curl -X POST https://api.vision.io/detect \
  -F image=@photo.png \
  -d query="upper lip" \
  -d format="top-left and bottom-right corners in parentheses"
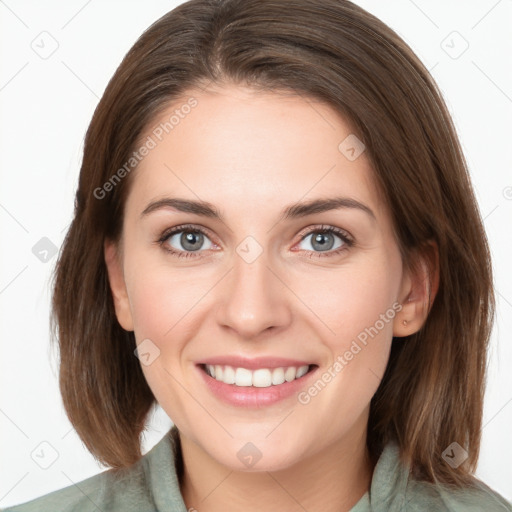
top-left (197, 355), bottom-right (315, 370)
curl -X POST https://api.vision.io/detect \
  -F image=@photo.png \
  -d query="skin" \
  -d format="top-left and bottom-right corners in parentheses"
top-left (105, 83), bottom-right (436, 512)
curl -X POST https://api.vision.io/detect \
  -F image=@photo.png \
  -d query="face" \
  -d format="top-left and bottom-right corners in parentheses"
top-left (105, 83), bottom-right (418, 472)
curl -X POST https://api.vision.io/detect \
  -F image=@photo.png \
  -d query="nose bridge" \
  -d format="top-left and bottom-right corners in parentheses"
top-left (217, 237), bottom-right (290, 337)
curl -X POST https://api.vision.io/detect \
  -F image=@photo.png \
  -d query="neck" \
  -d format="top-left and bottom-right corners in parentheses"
top-left (177, 424), bottom-right (374, 512)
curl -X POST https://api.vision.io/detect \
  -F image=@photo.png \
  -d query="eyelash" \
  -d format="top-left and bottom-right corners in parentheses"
top-left (156, 223), bottom-right (354, 260)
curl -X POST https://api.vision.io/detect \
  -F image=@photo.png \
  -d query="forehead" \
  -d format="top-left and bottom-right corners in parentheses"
top-left (126, 84), bottom-right (386, 222)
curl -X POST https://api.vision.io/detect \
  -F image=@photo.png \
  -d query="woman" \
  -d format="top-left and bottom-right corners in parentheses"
top-left (4, 0), bottom-right (511, 510)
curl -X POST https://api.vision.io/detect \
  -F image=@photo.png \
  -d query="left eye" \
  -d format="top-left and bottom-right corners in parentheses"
top-left (296, 228), bottom-right (348, 253)
top-left (158, 227), bottom-right (214, 257)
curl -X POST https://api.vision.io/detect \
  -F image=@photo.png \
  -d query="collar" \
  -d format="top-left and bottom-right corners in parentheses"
top-left (148, 428), bottom-right (409, 512)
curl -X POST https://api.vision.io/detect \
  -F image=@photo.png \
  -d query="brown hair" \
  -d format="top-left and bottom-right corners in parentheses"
top-left (51, 0), bottom-right (494, 487)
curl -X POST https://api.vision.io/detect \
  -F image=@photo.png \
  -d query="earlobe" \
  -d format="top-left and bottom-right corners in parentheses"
top-left (104, 239), bottom-right (134, 332)
top-left (393, 241), bottom-right (439, 337)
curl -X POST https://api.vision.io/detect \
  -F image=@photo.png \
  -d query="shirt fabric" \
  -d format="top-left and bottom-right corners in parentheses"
top-left (3, 426), bottom-right (511, 512)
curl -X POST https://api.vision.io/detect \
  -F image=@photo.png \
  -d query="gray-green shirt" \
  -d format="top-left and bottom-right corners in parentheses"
top-left (3, 427), bottom-right (511, 511)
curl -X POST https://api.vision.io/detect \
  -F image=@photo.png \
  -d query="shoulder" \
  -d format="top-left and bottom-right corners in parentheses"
top-left (1, 464), bottom-right (150, 512)
top-left (0, 430), bottom-right (178, 512)
top-left (370, 442), bottom-right (512, 512)
top-left (404, 476), bottom-right (512, 511)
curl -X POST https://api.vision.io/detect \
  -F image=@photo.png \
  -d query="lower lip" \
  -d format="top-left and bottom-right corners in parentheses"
top-left (196, 364), bottom-right (319, 408)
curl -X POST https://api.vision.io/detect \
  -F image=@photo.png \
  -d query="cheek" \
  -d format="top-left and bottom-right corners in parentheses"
top-left (294, 254), bottom-right (401, 411)
top-left (294, 257), bottom-right (400, 347)
top-left (125, 261), bottom-right (200, 410)
top-left (319, 256), bottom-right (401, 395)
top-left (125, 248), bottom-right (207, 342)
top-left (129, 275), bottom-right (172, 340)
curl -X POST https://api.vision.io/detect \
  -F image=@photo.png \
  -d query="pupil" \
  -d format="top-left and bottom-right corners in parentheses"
top-left (182, 231), bottom-right (203, 251)
top-left (313, 232), bottom-right (333, 251)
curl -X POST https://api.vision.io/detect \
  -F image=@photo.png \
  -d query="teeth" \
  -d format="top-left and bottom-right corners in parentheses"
top-left (235, 367), bottom-right (252, 386)
top-left (205, 364), bottom-right (311, 387)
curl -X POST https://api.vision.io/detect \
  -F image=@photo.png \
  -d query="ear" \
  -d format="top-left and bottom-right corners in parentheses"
top-left (393, 240), bottom-right (439, 337)
top-left (104, 239), bottom-right (134, 332)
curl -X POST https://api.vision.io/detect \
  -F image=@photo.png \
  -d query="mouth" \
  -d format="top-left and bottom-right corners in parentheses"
top-left (198, 363), bottom-right (318, 388)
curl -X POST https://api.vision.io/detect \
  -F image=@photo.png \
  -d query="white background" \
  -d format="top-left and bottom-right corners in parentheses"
top-left (0, 0), bottom-right (511, 507)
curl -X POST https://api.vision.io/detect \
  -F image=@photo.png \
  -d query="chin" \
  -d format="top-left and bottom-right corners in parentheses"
top-left (202, 430), bottom-right (309, 473)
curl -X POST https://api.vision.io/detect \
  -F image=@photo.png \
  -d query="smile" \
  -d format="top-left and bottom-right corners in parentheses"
top-left (202, 364), bottom-right (313, 387)
top-left (197, 363), bottom-right (319, 408)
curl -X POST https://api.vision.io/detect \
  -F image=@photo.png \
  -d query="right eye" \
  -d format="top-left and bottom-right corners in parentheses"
top-left (157, 224), bottom-right (215, 259)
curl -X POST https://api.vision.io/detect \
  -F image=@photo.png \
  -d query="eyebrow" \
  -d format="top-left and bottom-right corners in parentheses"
top-left (140, 196), bottom-right (376, 223)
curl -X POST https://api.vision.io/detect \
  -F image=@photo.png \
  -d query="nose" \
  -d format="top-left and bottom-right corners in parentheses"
top-left (216, 247), bottom-right (292, 339)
